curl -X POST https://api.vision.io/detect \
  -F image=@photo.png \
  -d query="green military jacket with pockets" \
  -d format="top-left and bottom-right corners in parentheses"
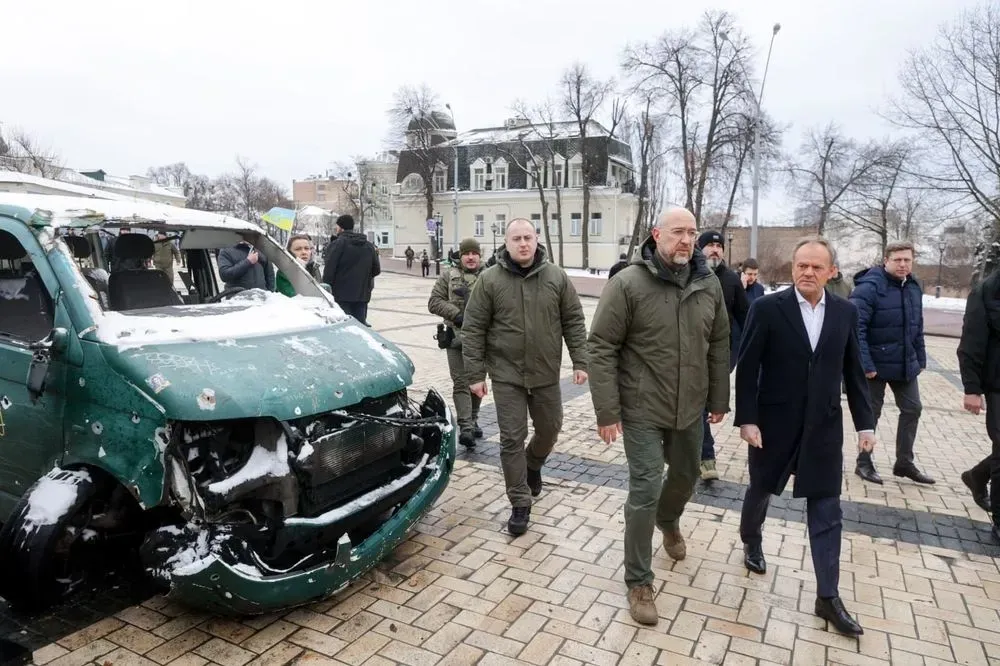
top-left (461, 246), bottom-right (588, 389)
top-left (588, 237), bottom-right (731, 431)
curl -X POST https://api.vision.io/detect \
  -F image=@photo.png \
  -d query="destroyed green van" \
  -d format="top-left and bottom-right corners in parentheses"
top-left (0, 193), bottom-right (455, 615)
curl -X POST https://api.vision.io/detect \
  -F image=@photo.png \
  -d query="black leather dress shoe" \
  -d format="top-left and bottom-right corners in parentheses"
top-left (855, 460), bottom-right (883, 484)
top-left (893, 464), bottom-right (935, 484)
top-left (744, 543), bottom-right (766, 574)
top-left (961, 471), bottom-right (991, 512)
top-left (815, 597), bottom-right (864, 636)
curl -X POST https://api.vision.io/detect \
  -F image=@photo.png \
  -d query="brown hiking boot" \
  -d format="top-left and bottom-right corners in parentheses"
top-left (662, 528), bottom-right (686, 561)
top-left (627, 584), bottom-right (658, 625)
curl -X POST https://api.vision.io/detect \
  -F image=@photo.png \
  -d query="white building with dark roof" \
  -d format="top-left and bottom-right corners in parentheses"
top-left (391, 115), bottom-right (638, 269)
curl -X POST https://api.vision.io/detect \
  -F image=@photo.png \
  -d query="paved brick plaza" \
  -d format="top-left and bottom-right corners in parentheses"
top-left (19, 272), bottom-right (1000, 666)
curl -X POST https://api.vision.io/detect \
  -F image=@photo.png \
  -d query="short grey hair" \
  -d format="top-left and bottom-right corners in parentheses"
top-left (793, 236), bottom-right (837, 266)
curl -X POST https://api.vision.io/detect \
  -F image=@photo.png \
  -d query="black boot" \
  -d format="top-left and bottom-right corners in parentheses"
top-left (855, 452), bottom-right (882, 484)
top-left (459, 431), bottom-right (476, 450)
top-left (474, 422), bottom-right (483, 439)
top-left (961, 470), bottom-right (990, 512)
top-left (527, 468), bottom-right (542, 497)
top-left (507, 506), bottom-right (530, 536)
top-left (743, 543), bottom-right (766, 574)
top-left (815, 597), bottom-right (864, 636)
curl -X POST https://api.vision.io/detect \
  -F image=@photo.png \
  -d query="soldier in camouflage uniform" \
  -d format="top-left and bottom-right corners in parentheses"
top-left (428, 238), bottom-right (485, 449)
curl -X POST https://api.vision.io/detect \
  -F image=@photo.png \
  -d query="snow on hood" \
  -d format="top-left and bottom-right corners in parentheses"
top-left (92, 290), bottom-right (350, 350)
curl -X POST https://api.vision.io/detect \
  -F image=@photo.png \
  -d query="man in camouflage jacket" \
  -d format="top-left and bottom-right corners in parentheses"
top-left (428, 238), bottom-right (486, 449)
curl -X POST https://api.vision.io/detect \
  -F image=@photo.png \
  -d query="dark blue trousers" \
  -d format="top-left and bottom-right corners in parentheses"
top-left (739, 483), bottom-right (842, 599)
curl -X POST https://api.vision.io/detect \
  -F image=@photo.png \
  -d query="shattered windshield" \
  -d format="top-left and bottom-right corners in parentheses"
top-left (53, 223), bottom-right (348, 345)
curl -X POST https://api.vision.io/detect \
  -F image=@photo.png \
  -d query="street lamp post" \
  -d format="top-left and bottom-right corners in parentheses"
top-left (434, 211), bottom-right (443, 275)
top-left (722, 22), bottom-right (781, 260)
top-left (445, 103), bottom-right (459, 255)
top-left (936, 239), bottom-right (946, 297)
top-left (727, 230), bottom-right (734, 264)
top-left (490, 223), bottom-right (500, 254)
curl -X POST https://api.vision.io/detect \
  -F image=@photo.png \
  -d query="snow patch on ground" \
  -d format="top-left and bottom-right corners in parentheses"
top-left (206, 434), bottom-right (290, 496)
top-left (922, 294), bottom-right (967, 312)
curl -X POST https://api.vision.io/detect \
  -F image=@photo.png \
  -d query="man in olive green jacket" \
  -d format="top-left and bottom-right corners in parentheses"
top-left (462, 218), bottom-right (589, 536)
top-left (428, 238), bottom-right (485, 450)
top-left (825, 265), bottom-right (853, 299)
top-left (589, 206), bottom-right (730, 626)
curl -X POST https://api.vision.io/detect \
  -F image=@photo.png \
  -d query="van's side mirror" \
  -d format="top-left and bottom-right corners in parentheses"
top-left (26, 328), bottom-right (68, 401)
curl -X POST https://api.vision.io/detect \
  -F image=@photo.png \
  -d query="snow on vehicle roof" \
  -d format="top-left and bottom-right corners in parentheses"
top-left (0, 192), bottom-right (260, 232)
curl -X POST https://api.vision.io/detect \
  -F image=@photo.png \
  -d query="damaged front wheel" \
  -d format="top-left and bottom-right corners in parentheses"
top-left (0, 468), bottom-right (99, 611)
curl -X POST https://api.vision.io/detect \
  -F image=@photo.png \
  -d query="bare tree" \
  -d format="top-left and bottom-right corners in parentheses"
top-left (0, 127), bottom-right (63, 178)
top-left (231, 156), bottom-right (290, 225)
top-left (495, 100), bottom-right (569, 266)
top-left (622, 88), bottom-right (671, 258)
top-left (622, 10), bottom-right (754, 224)
top-left (331, 158), bottom-right (379, 231)
top-left (888, 4), bottom-right (1000, 279)
top-left (561, 63), bottom-right (624, 269)
top-left (387, 84), bottom-right (451, 257)
top-left (831, 141), bottom-right (927, 254)
top-left (713, 107), bottom-right (783, 234)
top-left (146, 162), bottom-right (193, 189)
top-left (785, 124), bottom-right (896, 234)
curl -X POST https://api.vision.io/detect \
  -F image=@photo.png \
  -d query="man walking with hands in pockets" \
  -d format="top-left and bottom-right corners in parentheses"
top-left (735, 237), bottom-right (875, 636)
top-left (461, 218), bottom-right (589, 537)
top-left (588, 206), bottom-right (731, 626)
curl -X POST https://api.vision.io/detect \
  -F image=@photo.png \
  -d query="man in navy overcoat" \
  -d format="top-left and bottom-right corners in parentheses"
top-left (735, 238), bottom-right (876, 636)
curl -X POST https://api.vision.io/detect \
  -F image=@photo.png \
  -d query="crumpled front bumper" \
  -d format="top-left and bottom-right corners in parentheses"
top-left (163, 396), bottom-right (456, 616)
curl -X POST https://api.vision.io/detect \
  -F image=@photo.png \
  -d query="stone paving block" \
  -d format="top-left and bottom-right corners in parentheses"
top-left (56, 618), bottom-right (126, 651)
top-left (98, 646), bottom-right (159, 666)
top-left (331, 632), bottom-right (390, 666)
top-left (146, 629), bottom-right (211, 664)
top-left (106, 625), bottom-right (166, 655)
top-left (192, 638), bottom-right (256, 666)
top-left (244, 642), bottom-right (302, 666)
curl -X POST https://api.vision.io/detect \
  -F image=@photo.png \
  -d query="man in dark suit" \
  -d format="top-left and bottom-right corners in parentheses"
top-left (735, 237), bottom-right (876, 636)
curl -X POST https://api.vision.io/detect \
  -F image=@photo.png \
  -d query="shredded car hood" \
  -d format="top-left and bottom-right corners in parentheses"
top-left (100, 319), bottom-right (414, 421)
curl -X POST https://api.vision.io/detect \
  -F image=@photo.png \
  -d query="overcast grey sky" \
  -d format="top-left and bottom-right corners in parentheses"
top-left (1, 0), bottom-right (984, 224)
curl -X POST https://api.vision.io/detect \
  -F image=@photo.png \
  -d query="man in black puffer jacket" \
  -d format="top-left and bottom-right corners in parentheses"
top-left (696, 230), bottom-right (749, 481)
top-left (958, 268), bottom-right (1000, 541)
top-left (322, 214), bottom-right (381, 325)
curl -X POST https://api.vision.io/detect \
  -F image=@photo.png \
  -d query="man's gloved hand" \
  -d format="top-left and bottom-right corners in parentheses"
top-left (453, 315), bottom-right (463, 328)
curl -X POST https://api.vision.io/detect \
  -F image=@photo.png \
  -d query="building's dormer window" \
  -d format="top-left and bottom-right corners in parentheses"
top-left (433, 166), bottom-right (447, 193)
top-left (528, 161), bottom-right (542, 188)
top-left (494, 158), bottom-right (508, 191)
top-left (402, 173), bottom-right (424, 193)
top-left (470, 159), bottom-right (486, 191)
top-left (549, 163), bottom-right (564, 189)
top-left (568, 153), bottom-right (584, 188)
